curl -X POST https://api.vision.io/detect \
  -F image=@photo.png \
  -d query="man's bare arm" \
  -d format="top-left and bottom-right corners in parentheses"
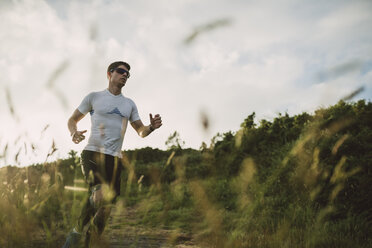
top-left (68, 109), bottom-right (87, 144)
top-left (131, 113), bottom-right (162, 138)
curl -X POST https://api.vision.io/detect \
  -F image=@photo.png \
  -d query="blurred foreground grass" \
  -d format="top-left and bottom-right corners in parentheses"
top-left (1, 100), bottom-right (371, 247)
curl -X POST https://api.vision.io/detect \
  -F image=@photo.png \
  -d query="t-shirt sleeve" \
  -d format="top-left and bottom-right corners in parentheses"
top-left (129, 100), bottom-right (141, 123)
top-left (77, 93), bottom-right (93, 115)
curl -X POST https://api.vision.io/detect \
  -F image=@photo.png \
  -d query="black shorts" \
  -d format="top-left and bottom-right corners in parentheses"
top-left (81, 150), bottom-right (122, 197)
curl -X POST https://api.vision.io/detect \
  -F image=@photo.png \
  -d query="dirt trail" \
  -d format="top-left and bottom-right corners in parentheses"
top-left (28, 205), bottom-right (199, 248)
top-left (99, 206), bottom-right (198, 248)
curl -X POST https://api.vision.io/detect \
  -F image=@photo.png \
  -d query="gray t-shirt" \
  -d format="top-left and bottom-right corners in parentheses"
top-left (77, 89), bottom-right (140, 158)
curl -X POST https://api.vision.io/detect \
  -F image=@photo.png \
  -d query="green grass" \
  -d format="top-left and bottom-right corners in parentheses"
top-left (1, 100), bottom-right (371, 247)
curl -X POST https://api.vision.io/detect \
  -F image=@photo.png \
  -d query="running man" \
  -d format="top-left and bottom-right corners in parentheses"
top-left (62, 61), bottom-right (162, 247)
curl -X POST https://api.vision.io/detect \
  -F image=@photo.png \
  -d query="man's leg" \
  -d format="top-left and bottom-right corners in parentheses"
top-left (83, 153), bottom-right (122, 247)
top-left (84, 206), bottom-right (112, 248)
top-left (76, 194), bottom-right (96, 232)
top-left (83, 183), bottom-right (116, 247)
top-left (62, 151), bottom-right (98, 248)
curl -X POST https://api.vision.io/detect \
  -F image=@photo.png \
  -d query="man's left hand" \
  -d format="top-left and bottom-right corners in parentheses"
top-left (150, 113), bottom-right (162, 130)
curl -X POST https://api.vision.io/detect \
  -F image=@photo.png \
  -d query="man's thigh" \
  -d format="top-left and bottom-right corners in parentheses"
top-left (81, 150), bottom-right (122, 200)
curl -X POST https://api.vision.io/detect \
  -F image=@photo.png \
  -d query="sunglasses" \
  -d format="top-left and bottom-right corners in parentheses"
top-left (110, 68), bottom-right (130, 78)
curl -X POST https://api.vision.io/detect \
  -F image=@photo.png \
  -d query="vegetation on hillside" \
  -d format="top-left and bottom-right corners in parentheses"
top-left (1, 100), bottom-right (371, 247)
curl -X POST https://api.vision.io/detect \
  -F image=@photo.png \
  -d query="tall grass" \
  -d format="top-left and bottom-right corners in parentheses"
top-left (123, 100), bottom-right (372, 247)
top-left (0, 100), bottom-right (371, 247)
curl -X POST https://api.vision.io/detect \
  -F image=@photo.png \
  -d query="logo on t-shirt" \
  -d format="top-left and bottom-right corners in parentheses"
top-left (107, 107), bottom-right (126, 118)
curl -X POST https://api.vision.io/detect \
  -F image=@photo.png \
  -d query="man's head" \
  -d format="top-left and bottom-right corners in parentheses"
top-left (107, 61), bottom-right (131, 88)
top-left (107, 61), bottom-right (131, 74)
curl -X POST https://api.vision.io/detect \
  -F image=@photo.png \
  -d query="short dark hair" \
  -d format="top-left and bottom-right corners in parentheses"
top-left (107, 61), bottom-right (131, 73)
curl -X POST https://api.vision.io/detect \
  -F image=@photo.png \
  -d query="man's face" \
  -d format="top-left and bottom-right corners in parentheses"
top-left (109, 65), bottom-right (130, 87)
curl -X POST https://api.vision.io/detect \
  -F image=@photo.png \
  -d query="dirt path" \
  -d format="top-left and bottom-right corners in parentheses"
top-left (28, 205), bottom-right (200, 248)
top-left (99, 206), bottom-right (198, 248)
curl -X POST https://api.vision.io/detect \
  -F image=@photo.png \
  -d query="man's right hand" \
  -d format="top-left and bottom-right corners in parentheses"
top-left (71, 130), bottom-right (87, 144)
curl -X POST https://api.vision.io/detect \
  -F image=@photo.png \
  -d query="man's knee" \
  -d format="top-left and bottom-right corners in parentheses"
top-left (89, 184), bottom-right (116, 209)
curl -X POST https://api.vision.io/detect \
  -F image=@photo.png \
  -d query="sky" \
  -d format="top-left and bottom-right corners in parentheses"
top-left (1, 0), bottom-right (372, 167)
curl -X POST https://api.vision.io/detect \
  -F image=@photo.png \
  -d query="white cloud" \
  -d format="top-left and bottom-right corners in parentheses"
top-left (1, 0), bottom-right (371, 166)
